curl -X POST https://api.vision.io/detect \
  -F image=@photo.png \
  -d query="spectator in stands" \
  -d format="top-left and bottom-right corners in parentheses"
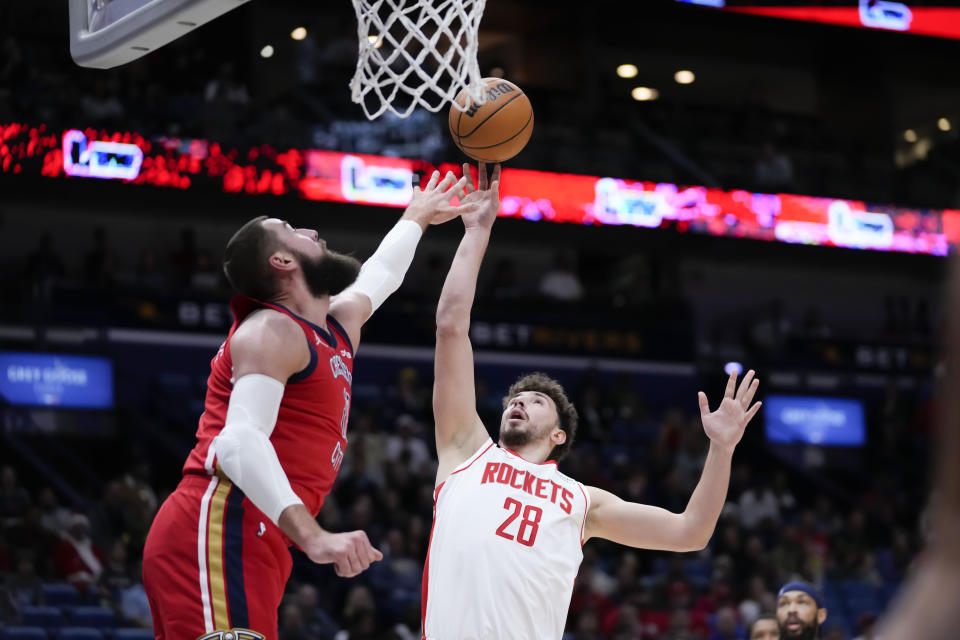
top-left (385, 414), bottom-right (431, 473)
top-left (170, 227), bottom-right (201, 288)
top-left (279, 601), bottom-right (310, 640)
top-left (120, 580), bottom-right (153, 628)
top-left (80, 76), bottom-right (125, 125)
top-left (771, 472), bottom-right (798, 519)
top-left (740, 575), bottom-right (776, 625)
top-left (133, 248), bottom-right (167, 290)
top-left (24, 231), bottom-right (66, 301)
top-left (36, 487), bottom-right (70, 536)
top-left (5, 553), bottom-right (42, 608)
top-left (54, 513), bottom-right (105, 593)
top-left (296, 583), bottom-right (339, 640)
top-left (539, 252), bottom-right (584, 302)
top-left (98, 540), bottom-right (134, 603)
top-left (484, 257), bottom-right (526, 303)
top-left (748, 613), bottom-right (780, 639)
top-left (0, 466), bottom-right (31, 531)
top-left (0, 584), bottom-right (20, 624)
top-left (83, 225), bottom-right (118, 288)
top-left (386, 367), bottom-right (429, 418)
top-left (335, 585), bottom-right (378, 639)
top-left (754, 142), bottom-right (795, 193)
top-left (710, 605), bottom-right (744, 640)
top-left (749, 299), bottom-right (792, 356)
top-left (739, 479), bottom-right (781, 530)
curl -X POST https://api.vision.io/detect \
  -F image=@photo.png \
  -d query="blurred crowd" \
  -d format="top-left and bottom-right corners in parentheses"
top-left (0, 357), bottom-right (929, 638)
top-left (0, 464), bottom-right (155, 627)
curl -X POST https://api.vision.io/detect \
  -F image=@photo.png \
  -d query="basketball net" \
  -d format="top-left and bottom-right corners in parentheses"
top-left (349, 0), bottom-right (488, 120)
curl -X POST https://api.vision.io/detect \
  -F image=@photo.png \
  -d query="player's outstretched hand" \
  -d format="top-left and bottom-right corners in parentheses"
top-left (457, 162), bottom-right (501, 231)
top-left (305, 529), bottom-right (383, 578)
top-left (406, 170), bottom-right (471, 227)
top-left (697, 369), bottom-right (762, 453)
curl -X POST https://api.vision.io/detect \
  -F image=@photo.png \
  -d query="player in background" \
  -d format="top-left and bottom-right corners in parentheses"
top-left (421, 162), bottom-right (763, 640)
top-left (749, 613), bottom-right (781, 640)
top-left (775, 582), bottom-right (828, 640)
top-left (143, 170), bottom-right (474, 640)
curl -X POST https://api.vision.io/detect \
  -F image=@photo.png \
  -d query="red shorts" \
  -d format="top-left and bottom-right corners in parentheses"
top-left (143, 475), bottom-right (293, 640)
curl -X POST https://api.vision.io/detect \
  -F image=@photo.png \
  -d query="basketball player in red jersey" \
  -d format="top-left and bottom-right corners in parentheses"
top-left (421, 163), bottom-right (764, 639)
top-left (142, 170), bottom-right (474, 640)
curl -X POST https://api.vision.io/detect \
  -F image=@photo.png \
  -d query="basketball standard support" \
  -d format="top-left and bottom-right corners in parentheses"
top-left (69, 0), bottom-right (251, 69)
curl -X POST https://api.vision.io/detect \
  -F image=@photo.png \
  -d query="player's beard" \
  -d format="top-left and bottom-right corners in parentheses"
top-left (295, 248), bottom-right (361, 297)
top-left (500, 420), bottom-right (545, 450)
top-left (781, 616), bottom-right (819, 640)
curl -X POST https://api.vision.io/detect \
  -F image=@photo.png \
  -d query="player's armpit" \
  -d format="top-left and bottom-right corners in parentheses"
top-left (230, 309), bottom-right (311, 381)
top-left (584, 486), bottom-right (707, 552)
top-left (328, 290), bottom-right (371, 350)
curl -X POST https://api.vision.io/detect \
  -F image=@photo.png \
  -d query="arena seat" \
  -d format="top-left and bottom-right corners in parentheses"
top-left (112, 628), bottom-right (157, 640)
top-left (40, 584), bottom-right (80, 607)
top-left (0, 628), bottom-right (48, 640)
top-left (56, 630), bottom-right (103, 640)
top-left (20, 607), bottom-right (62, 629)
top-left (61, 608), bottom-right (115, 629)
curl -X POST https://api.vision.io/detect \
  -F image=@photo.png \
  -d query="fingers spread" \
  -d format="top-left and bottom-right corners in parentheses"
top-left (437, 171), bottom-right (457, 191)
top-left (745, 401), bottom-right (762, 424)
top-left (462, 163), bottom-right (475, 193)
top-left (425, 170), bottom-right (440, 191)
top-left (736, 369), bottom-right (755, 402)
top-left (742, 378), bottom-right (760, 408)
top-left (724, 369), bottom-right (737, 399)
top-left (697, 391), bottom-right (710, 416)
top-left (478, 161), bottom-right (489, 190)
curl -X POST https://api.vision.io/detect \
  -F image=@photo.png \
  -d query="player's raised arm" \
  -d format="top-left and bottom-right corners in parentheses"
top-left (329, 170), bottom-right (470, 348)
top-left (214, 310), bottom-right (382, 578)
top-left (584, 370), bottom-right (762, 551)
top-left (434, 163), bottom-right (502, 479)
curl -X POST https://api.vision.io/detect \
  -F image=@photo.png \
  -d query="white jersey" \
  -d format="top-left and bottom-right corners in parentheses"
top-left (422, 438), bottom-right (590, 640)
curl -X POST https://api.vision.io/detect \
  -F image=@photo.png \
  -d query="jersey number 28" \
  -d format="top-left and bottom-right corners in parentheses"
top-left (495, 497), bottom-right (543, 547)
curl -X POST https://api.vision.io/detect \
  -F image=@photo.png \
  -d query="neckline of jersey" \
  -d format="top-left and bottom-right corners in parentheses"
top-left (499, 444), bottom-right (558, 467)
top-left (272, 302), bottom-right (337, 348)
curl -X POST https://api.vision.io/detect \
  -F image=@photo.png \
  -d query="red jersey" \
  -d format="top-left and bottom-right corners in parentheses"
top-left (182, 296), bottom-right (354, 519)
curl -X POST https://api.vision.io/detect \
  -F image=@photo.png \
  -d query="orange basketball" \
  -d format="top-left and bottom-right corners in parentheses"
top-left (449, 77), bottom-right (534, 163)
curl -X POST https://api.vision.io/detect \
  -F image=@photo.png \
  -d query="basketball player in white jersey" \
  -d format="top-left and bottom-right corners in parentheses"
top-left (422, 162), bottom-right (763, 640)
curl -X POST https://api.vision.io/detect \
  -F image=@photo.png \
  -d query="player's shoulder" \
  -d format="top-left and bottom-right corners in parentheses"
top-left (553, 469), bottom-right (581, 487)
top-left (235, 307), bottom-right (303, 340)
top-left (231, 308), bottom-right (307, 361)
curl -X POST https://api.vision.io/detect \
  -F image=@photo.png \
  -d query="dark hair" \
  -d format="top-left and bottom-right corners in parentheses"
top-left (747, 613), bottom-right (779, 638)
top-left (503, 372), bottom-right (578, 462)
top-left (223, 215), bottom-right (280, 301)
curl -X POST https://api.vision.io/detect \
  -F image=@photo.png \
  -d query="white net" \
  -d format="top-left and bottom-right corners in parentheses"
top-left (349, 0), bottom-right (488, 120)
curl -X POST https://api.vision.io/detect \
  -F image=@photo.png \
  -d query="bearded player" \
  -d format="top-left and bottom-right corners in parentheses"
top-left (143, 171), bottom-right (473, 640)
top-left (421, 162), bottom-right (763, 639)
top-left (775, 582), bottom-right (828, 640)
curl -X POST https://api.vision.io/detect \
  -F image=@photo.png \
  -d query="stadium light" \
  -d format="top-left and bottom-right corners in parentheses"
top-left (631, 86), bottom-right (659, 101)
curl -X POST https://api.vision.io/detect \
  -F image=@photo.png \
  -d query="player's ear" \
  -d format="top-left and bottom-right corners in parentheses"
top-left (552, 428), bottom-right (566, 447)
top-left (817, 607), bottom-right (827, 625)
top-left (269, 250), bottom-right (297, 273)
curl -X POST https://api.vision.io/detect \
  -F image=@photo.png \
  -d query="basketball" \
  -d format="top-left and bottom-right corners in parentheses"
top-left (448, 78), bottom-right (534, 163)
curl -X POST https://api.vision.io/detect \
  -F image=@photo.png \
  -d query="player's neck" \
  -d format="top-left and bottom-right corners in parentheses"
top-left (272, 285), bottom-right (331, 329)
top-left (500, 440), bottom-right (553, 465)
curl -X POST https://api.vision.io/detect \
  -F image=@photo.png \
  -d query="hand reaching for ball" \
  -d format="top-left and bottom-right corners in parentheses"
top-left (456, 162), bottom-right (501, 231)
